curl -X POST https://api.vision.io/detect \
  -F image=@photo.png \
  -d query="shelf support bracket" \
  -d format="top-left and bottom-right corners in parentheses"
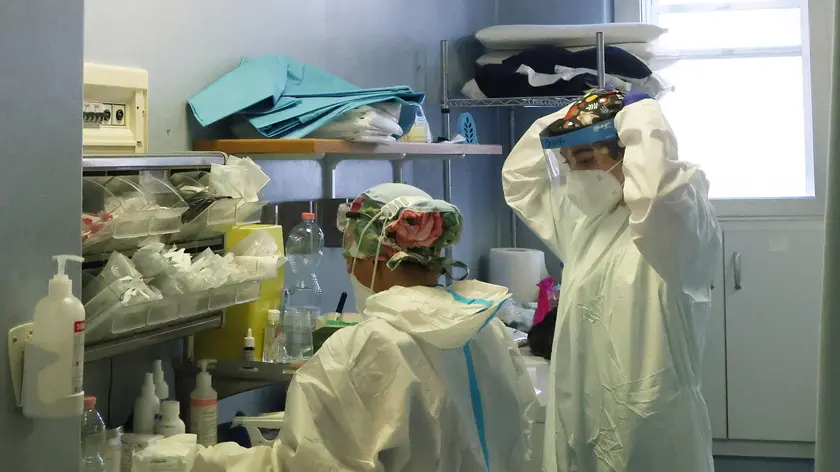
top-left (321, 157), bottom-right (341, 199)
top-left (391, 155), bottom-right (407, 184)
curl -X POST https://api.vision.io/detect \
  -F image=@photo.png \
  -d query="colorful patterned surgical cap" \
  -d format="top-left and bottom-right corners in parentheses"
top-left (337, 183), bottom-right (467, 278)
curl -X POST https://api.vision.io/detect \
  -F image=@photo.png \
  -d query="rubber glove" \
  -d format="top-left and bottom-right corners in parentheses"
top-left (623, 91), bottom-right (653, 107)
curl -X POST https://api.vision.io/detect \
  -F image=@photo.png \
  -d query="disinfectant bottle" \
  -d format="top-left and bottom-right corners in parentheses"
top-left (190, 360), bottom-right (218, 446)
top-left (24, 255), bottom-right (85, 418)
top-left (132, 373), bottom-right (160, 434)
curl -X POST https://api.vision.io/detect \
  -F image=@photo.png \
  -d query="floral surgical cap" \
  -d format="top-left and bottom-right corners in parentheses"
top-left (337, 183), bottom-right (466, 277)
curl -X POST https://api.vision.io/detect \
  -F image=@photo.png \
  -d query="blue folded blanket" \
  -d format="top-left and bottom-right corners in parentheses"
top-left (188, 55), bottom-right (424, 139)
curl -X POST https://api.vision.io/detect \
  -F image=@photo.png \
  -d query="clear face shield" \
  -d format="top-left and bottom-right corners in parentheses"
top-left (540, 119), bottom-right (624, 218)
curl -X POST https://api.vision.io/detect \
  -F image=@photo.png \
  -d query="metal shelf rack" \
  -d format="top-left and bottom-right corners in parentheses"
top-left (439, 32), bottom-right (607, 248)
top-left (444, 96), bottom-right (581, 108)
top-left (83, 152), bottom-right (226, 171)
top-left (85, 312), bottom-right (223, 362)
top-left (194, 138), bottom-right (502, 202)
top-left (80, 152), bottom-right (242, 361)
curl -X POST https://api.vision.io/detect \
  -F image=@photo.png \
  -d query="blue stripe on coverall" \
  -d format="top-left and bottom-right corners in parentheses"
top-left (448, 289), bottom-right (506, 471)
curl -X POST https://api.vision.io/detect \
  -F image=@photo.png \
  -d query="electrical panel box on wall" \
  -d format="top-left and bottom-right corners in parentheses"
top-left (83, 63), bottom-right (148, 154)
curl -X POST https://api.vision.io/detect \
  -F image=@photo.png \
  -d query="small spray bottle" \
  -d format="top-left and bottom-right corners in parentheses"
top-left (244, 328), bottom-right (256, 362)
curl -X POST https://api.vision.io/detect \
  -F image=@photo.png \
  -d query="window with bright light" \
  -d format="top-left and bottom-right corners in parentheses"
top-left (650, 0), bottom-right (812, 200)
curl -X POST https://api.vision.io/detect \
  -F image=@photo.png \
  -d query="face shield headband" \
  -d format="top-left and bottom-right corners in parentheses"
top-left (539, 119), bottom-right (618, 151)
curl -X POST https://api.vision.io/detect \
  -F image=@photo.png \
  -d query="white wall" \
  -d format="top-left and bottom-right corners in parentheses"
top-left (0, 0), bottom-right (84, 468)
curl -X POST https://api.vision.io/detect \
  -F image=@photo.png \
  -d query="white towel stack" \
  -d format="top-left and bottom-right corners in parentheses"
top-left (307, 102), bottom-right (404, 143)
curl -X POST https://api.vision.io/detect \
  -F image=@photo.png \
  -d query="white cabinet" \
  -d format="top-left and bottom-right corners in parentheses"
top-left (702, 260), bottom-right (727, 439)
top-left (721, 220), bottom-right (824, 442)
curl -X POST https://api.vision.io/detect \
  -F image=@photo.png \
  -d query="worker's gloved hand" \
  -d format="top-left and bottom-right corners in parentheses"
top-left (623, 91), bottom-right (652, 107)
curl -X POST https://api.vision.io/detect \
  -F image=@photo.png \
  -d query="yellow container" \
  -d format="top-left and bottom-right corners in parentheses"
top-left (194, 225), bottom-right (285, 361)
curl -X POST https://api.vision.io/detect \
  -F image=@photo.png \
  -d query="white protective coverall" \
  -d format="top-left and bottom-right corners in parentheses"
top-left (502, 99), bottom-right (721, 472)
top-left (192, 280), bottom-right (540, 472)
top-left (275, 279), bottom-right (538, 471)
top-left (193, 281), bottom-right (539, 472)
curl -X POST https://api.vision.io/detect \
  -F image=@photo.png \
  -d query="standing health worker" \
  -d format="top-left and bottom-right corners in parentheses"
top-left (502, 89), bottom-right (722, 472)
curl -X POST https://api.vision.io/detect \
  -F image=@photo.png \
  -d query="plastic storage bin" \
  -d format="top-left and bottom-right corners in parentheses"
top-left (169, 171), bottom-right (243, 241)
top-left (82, 175), bottom-right (187, 254)
top-left (83, 273), bottom-right (262, 345)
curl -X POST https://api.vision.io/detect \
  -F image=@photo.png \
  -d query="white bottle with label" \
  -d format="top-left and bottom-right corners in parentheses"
top-left (23, 254), bottom-right (85, 418)
top-left (133, 373), bottom-right (160, 435)
top-left (156, 401), bottom-right (185, 437)
top-left (190, 360), bottom-right (218, 446)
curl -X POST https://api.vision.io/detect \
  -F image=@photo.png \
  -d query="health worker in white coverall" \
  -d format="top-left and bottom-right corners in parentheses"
top-left (502, 88), bottom-right (722, 472)
top-left (191, 183), bottom-right (539, 472)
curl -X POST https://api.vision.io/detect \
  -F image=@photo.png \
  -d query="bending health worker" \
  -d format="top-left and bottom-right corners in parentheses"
top-left (255, 183), bottom-right (536, 471)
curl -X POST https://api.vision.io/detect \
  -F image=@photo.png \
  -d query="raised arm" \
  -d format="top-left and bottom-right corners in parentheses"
top-left (502, 107), bottom-right (579, 261)
top-left (616, 99), bottom-right (722, 287)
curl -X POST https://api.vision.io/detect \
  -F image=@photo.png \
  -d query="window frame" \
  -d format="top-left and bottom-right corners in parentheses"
top-left (613, 0), bottom-right (830, 218)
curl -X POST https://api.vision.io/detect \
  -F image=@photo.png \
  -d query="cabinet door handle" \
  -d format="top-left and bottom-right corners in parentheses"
top-left (733, 252), bottom-right (742, 291)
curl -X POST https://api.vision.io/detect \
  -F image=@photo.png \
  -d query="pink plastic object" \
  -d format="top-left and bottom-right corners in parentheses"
top-left (534, 277), bottom-right (555, 325)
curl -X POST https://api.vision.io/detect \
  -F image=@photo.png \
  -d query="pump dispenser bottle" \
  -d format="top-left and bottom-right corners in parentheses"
top-left (190, 360), bottom-right (218, 446)
top-left (23, 255), bottom-right (85, 418)
top-left (133, 373), bottom-right (160, 434)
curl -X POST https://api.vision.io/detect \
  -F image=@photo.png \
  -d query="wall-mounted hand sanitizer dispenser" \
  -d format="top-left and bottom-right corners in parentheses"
top-left (83, 63), bottom-right (148, 154)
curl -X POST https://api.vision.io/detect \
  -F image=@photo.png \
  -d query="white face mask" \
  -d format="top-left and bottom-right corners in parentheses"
top-left (565, 160), bottom-right (624, 217)
top-left (349, 272), bottom-right (375, 314)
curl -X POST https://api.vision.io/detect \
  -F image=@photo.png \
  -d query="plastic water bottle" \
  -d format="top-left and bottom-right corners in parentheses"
top-left (283, 212), bottom-right (323, 360)
top-left (81, 396), bottom-right (107, 472)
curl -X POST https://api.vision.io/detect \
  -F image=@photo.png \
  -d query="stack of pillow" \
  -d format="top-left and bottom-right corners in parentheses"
top-left (462, 23), bottom-right (676, 100)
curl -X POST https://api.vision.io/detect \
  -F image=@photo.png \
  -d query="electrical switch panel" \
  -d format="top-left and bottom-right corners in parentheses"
top-left (83, 64), bottom-right (148, 154)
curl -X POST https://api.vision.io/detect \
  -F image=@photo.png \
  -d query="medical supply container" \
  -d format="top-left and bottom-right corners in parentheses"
top-left (313, 313), bottom-right (364, 353)
top-left (24, 255), bottom-right (86, 419)
top-left (156, 401), bottom-right (185, 438)
top-left (194, 225), bottom-right (286, 361)
top-left (152, 360), bottom-right (169, 401)
top-left (81, 396), bottom-right (106, 472)
top-left (285, 213), bottom-right (324, 328)
top-left (133, 373), bottom-right (160, 434)
top-left (263, 309), bottom-right (282, 363)
top-left (190, 360), bottom-right (218, 446)
top-left (282, 290), bottom-right (315, 361)
top-left (120, 434), bottom-right (161, 472)
top-left (243, 328), bottom-right (256, 361)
